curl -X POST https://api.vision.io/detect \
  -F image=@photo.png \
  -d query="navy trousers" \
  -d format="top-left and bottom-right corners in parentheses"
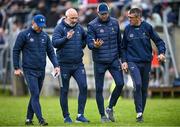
top-left (94, 59), bottom-right (124, 116)
top-left (24, 70), bottom-right (45, 122)
top-left (60, 63), bottom-right (87, 118)
top-left (128, 62), bottom-right (151, 113)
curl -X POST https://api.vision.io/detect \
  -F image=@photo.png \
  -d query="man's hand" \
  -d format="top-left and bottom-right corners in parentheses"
top-left (158, 53), bottom-right (166, 62)
top-left (14, 69), bottom-right (23, 76)
top-left (54, 67), bottom-right (60, 77)
top-left (121, 62), bottom-right (128, 73)
top-left (93, 39), bottom-right (104, 48)
top-left (67, 29), bottom-right (74, 39)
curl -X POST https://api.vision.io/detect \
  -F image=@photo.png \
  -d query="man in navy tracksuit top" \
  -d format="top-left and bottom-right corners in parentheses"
top-left (52, 8), bottom-right (89, 123)
top-left (87, 3), bottom-right (124, 122)
top-left (13, 14), bottom-right (60, 126)
top-left (121, 8), bottom-right (166, 122)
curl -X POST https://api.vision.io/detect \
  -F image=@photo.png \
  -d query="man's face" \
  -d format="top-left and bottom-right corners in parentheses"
top-left (32, 22), bottom-right (42, 32)
top-left (98, 12), bottom-right (109, 22)
top-left (128, 13), bottom-right (140, 26)
top-left (66, 14), bottom-right (78, 27)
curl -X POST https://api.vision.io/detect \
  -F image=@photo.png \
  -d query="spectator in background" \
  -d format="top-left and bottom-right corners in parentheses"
top-left (0, 7), bottom-right (6, 29)
top-left (121, 8), bottom-right (166, 123)
top-left (13, 14), bottom-right (60, 126)
top-left (83, 7), bottom-right (97, 25)
top-left (146, 12), bottom-right (162, 28)
top-left (87, 3), bottom-right (124, 122)
top-left (57, 0), bottom-right (73, 19)
top-left (0, 27), bottom-right (6, 78)
top-left (0, 28), bottom-right (5, 45)
top-left (46, 3), bottom-right (59, 28)
top-left (64, 1), bottom-right (73, 9)
top-left (166, 5), bottom-right (177, 53)
top-left (35, 0), bottom-right (47, 16)
top-left (7, 1), bottom-right (27, 25)
top-left (52, 8), bottom-right (89, 123)
top-left (107, 1), bottom-right (119, 18)
top-left (119, 8), bottom-right (129, 31)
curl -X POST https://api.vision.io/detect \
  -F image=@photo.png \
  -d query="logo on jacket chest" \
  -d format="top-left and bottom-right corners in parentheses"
top-left (129, 33), bottom-right (134, 38)
top-left (112, 27), bottom-right (115, 32)
top-left (100, 29), bottom-right (104, 33)
top-left (41, 38), bottom-right (45, 43)
top-left (30, 38), bottom-right (34, 42)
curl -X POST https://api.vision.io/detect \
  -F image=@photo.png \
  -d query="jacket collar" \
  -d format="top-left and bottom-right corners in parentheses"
top-left (30, 27), bottom-right (42, 34)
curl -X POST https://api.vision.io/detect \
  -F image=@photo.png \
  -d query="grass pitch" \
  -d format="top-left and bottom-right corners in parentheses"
top-left (0, 96), bottom-right (180, 126)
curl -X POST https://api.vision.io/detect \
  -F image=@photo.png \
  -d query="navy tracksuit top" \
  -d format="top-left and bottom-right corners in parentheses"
top-left (87, 17), bottom-right (122, 63)
top-left (52, 19), bottom-right (86, 65)
top-left (13, 27), bottom-right (58, 71)
top-left (121, 21), bottom-right (166, 63)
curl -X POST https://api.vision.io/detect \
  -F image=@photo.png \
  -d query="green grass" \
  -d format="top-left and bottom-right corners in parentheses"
top-left (0, 96), bottom-right (180, 126)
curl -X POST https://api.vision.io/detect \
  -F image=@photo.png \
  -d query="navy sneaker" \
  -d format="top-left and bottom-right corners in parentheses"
top-left (39, 119), bottom-right (48, 126)
top-left (76, 115), bottom-right (90, 123)
top-left (64, 116), bottom-right (73, 123)
top-left (136, 115), bottom-right (143, 123)
top-left (25, 119), bottom-right (33, 126)
top-left (106, 107), bottom-right (115, 122)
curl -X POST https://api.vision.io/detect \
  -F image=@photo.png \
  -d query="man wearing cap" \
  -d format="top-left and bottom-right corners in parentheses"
top-left (87, 3), bottom-right (124, 122)
top-left (13, 14), bottom-right (60, 126)
top-left (52, 8), bottom-right (89, 123)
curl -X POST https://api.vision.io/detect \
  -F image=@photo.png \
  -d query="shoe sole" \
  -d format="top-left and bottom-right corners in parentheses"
top-left (75, 120), bottom-right (89, 123)
top-left (101, 118), bottom-right (110, 123)
top-left (101, 120), bottom-right (110, 123)
top-left (136, 118), bottom-right (144, 123)
top-left (64, 122), bottom-right (72, 124)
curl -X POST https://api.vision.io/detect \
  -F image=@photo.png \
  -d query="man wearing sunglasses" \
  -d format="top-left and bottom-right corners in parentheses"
top-left (87, 3), bottom-right (124, 123)
top-left (121, 8), bottom-right (166, 122)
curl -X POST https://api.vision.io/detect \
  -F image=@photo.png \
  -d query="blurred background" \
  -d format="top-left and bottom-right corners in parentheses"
top-left (0, 0), bottom-right (180, 98)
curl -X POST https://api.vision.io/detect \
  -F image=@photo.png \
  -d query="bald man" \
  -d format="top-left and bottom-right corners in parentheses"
top-left (52, 8), bottom-right (89, 123)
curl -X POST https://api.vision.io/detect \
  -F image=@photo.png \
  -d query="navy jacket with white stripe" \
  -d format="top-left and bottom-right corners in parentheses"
top-left (87, 16), bottom-right (122, 63)
top-left (52, 19), bottom-right (86, 65)
top-left (13, 27), bottom-right (58, 71)
top-left (121, 21), bottom-right (166, 63)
